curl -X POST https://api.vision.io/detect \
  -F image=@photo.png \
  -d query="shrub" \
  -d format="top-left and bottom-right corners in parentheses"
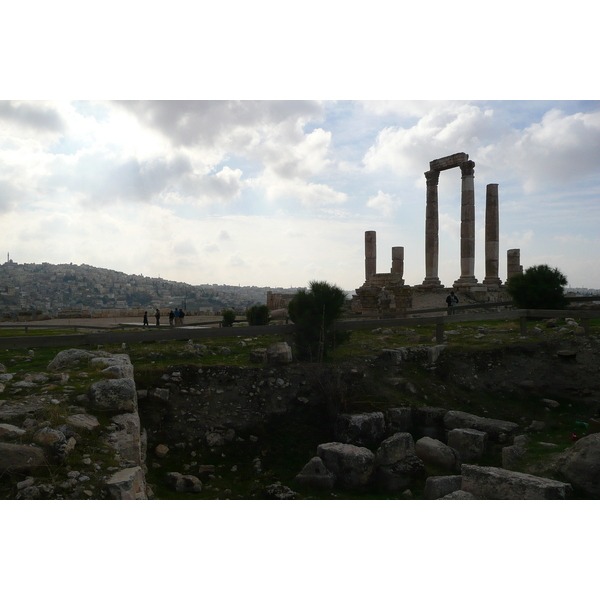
top-left (246, 305), bottom-right (270, 326)
top-left (221, 309), bottom-right (236, 327)
top-left (506, 264), bottom-right (568, 309)
top-left (288, 281), bottom-right (350, 361)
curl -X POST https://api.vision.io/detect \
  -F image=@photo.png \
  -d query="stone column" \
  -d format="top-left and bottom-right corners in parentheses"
top-left (365, 231), bottom-right (376, 282)
top-left (483, 183), bottom-right (502, 287)
top-left (507, 249), bottom-right (523, 281)
top-left (391, 246), bottom-right (404, 279)
top-left (422, 170), bottom-right (443, 287)
top-left (454, 160), bottom-right (478, 286)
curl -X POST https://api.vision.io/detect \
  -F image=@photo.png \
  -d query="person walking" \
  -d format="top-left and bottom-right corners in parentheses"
top-left (169, 310), bottom-right (175, 327)
top-left (446, 291), bottom-right (459, 315)
top-left (179, 308), bottom-right (185, 325)
top-left (155, 308), bottom-right (161, 327)
top-left (143, 311), bottom-right (149, 328)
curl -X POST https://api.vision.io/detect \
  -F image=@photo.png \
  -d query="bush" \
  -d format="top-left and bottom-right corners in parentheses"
top-left (221, 309), bottom-right (236, 327)
top-left (506, 264), bottom-right (568, 309)
top-left (288, 281), bottom-right (350, 361)
top-left (246, 305), bottom-right (270, 326)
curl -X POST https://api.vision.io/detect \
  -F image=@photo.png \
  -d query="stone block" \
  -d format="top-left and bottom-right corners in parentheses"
top-left (106, 466), bottom-right (147, 500)
top-left (558, 433), bottom-right (600, 497)
top-left (375, 432), bottom-right (415, 466)
top-left (415, 437), bottom-right (460, 472)
top-left (66, 413), bottom-right (100, 431)
top-left (334, 412), bottom-right (386, 446)
top-left (294, 456), bottom-right (336, 491)
top-left (0, 442), bottom-right (47, 473)
top-left (444, 410), bottom-right (518, 443)
top-left (413, 406), bottom-right (447, 440)
top-left (387, 406), bottom-right (412, 433)
top-left (317, 442), bottom-right (375, 489)
top-left (376, 456), bottom-right (425, 493)
top-left (423, 475), bottom-right (463, 499)
top-left (266, 342), bottom-right (293, 364)
top-left (437, 490), bottom-right (477, 500)
top-left (461, 464), bottom-right (572, 500)
top-left (447, 428), bottom-right (487, 462)
top-left (88, 378), bottom-right (137, 412)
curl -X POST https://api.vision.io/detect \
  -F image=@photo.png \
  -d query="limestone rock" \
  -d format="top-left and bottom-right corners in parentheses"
top-left (423, 475), bottom-right (463, 500)
top-left (502, 444), bottom-right (526, 470)
top-left (47, 348), bottom-right (106, 372)
top-left (266, 342), bottom-right (293, 365)
top-left (317, 442), bottom-right (375, 489)
top-left (90, 354), bottom-right (134, 379)
top-left (106, 466), bottom-right (147, 500)
top-left (558, 433), bottom-right (600, 497)
top-left (0, 442), bottom-right (47, 473)
top-left (375, 432), bottom-right (415, 466)
top-left (206, 432), bottom-right (225, 447)
top-left (334, 412), bottom-right (386, 446)
top-left (155, 444), bottom-right (169, 459)
top-left (461, 464), bottom-right (572, 500)
top-left (438, 490), bottom-right (477, 500)
top-left (106, 413), bottom-right (142, 467)
top-left (415, 437), bottom-right (460, 472)
top-left (33, 427), bottom-right (66, 448)
top-left (165, 472), bottom-right (203, 493)
top-left (66, 413), bottom-right (100, 431)
top-left (294, 456), bottom-right (336, 491)
top-left (262, 482), bottom-right (299, 499)
top-left (444, 410), bottom-right (519, 443)
top-left (447, 428), bottom-right (487, 462)
top-left (0, 423), bottom-right (26, 440)
top-left (88, 378), bottom-right (137, 412)
top-left (249, 348), bottom-right (267, 363)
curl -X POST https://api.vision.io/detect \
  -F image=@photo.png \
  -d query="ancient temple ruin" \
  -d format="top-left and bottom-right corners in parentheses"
top-left (354, 152), bottom-right (523, 315)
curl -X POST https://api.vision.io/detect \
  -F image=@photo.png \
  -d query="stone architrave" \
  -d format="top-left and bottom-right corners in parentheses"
top-left (422, 170), bottom-right (442, 287)
top-left (483, 183), bottom-right (502, 287)
top-left (507, 249), bottom-right (523, 281)
top-left (365, 231), bottom-right (376, 281)
top-left (454, 160), bottom-right (478, 286)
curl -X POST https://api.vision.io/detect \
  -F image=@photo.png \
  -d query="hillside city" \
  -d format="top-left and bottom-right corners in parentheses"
top-left (0, 260), bottom-right (301, 319)
top-left (1, 259), bottom-right (598, 321)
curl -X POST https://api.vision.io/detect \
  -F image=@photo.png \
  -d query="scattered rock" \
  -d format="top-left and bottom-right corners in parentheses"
top-left (294, 457), bottom-right (336, 491)
top-left (317, 442), bottom-right (375, 489)
top-left (155, 444), bottom-right (169, 459)
top-left (0, 442), bottom-right (47, 474)
top-left (165, 472), bottom-right (203, 493)
top-left (558, 433), bottom-right (600, 497)
top-left (415, 437), bottom-right (460, 472)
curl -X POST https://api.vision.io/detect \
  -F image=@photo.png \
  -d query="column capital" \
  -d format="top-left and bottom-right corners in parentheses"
top-left (460, 160), bottom-right (475, 178)
top-left (424, 170), bottom-right (440, 186)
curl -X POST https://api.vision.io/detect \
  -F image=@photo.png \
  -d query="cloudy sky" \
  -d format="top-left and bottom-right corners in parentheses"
top-left (2, 99), bottom-right (599, 290)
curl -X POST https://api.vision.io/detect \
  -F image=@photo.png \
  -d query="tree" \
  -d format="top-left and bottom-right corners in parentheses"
top-left (506, 264), bottom-right (568, 309)
top-left (246, 304), bottom-right (270, 326)
top-left (288, 280), bottom-right (349, 361)
top-left (221, 309), bottom-right (236, 327)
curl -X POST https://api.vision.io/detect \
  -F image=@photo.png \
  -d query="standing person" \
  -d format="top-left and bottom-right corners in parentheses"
top-left (143, 311), bottom-right (149, 328)
top-left (446, 291), bottom-right (459, 315)
top-left (179, 308), bottom-right (185, 325)
top-left (155, 308), bottom-right (161, 327)
top-left (174, 308), bottom-right (180, 326)
top-left (169, 310), bottom-right (175, 327)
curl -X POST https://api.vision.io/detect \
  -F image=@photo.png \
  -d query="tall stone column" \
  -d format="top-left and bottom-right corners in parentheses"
top-left (422, 170), bottom-right (442, 287)
top-left (454, 160), bottom-right (478, 286)
top-left (365, 230), bottom-right (376, 282)
top-left (391, 246), bottom-right (404, 279)
top-left (483, 183), bottom-right (502, 287)
top-left (507, 249), bottom-right (523, 281)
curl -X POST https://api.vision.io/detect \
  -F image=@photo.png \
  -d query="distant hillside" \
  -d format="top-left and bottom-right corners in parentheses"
top-left (0, 260), bottom-right (300, 315)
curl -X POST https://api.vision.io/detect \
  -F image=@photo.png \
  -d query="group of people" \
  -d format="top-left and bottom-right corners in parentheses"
top-left (142, 307), bottom-right (185, 328)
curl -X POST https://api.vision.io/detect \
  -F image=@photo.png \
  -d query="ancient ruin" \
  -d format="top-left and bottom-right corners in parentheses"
top-left (354, 152), bottom-right (523, 314)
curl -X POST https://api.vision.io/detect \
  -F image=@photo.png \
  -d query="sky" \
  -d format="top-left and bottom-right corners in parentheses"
top-left (2, 98), bottom-right (600, 291)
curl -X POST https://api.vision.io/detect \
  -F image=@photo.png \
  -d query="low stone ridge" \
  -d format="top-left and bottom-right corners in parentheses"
top-left (461, 464), bottom-right (573, 500)
top-left (444, 410), bottom-right (519, 443)
top-left (557, 433), bottom-right (600, 497)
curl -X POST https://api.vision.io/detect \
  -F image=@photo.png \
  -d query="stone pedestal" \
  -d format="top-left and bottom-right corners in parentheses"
top-left (507, 249), bottom-right (523, 281)
top-left (483, 183), bottom-right (502, 287)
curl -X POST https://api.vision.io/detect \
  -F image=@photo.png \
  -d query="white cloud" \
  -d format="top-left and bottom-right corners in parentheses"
top-left (366, 190), bottom-right (399, 217)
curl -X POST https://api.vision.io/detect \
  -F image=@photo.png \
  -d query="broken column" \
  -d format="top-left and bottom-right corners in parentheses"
top-left (507, 249), bottom-right (523, 280)
top-left (422, 170), bottom-right (442, 287)
top-left (391, 246), bottom-right (404, 279)
top-left (365, 230), bottom-right (376, 282)
top-left (483, 183), bottom-right (502, 287)
top-left (454, 160), bottom-right (478, 286)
